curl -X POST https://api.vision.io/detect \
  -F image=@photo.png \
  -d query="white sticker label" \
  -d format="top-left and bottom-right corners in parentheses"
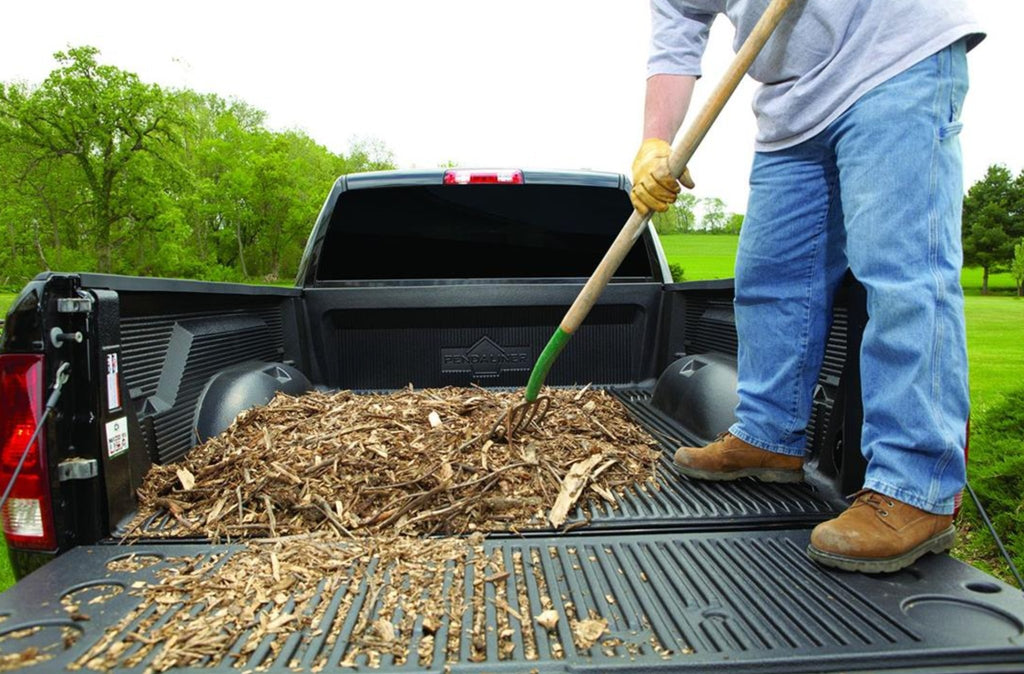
top-left (105, 417), bottom-right (129, 459)
top-left (106, 353), bottom-right (121, 411)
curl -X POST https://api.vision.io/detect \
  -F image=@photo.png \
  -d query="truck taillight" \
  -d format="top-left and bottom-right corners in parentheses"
top-left (0, 354), bottom-right (56, 550)
top-left (443, 169), bottom-right (524, 185)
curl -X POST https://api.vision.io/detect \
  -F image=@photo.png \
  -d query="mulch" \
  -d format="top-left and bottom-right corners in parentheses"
top-left (79, 386), bottom-right (670, 671)
top-left (127, 386), bottom-right (663, 540)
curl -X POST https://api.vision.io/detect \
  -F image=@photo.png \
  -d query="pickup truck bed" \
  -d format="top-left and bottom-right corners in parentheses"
top-left (1, 393), bottom-right (1022, 672)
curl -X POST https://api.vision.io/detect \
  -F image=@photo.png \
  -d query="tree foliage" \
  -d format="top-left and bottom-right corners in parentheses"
top-left (723, 212), bottom-right (743, 235)
top-left (1012, 239), bottom-right (1024, 297)
top-left (962, 164), bottom-right (1024, 294)
top-left (966, 387), bottom-right (1024, 573)
top-left (0, 47), bottom-right (178, 274)
top-left (700, 196), bottom-right (727, 233)
top-left (651, 193), bottom-right (697, 235)
top-left (0, 46), bottom-right (394, 287)
top-left (650, 194), bottom-right (745, 236)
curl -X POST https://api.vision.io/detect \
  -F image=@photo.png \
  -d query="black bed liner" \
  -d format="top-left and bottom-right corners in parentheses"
top-left (6, 386), bottom-right (1024, 672)
top-left (605, 388), bottom-right (840, 529)
top-left (1, 532), bottom-right (1022, 672)
top-left (3, 386), bottom-right (1024, 671)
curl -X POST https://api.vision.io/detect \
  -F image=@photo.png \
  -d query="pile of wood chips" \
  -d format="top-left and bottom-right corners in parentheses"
top-left (88, 386), bottom-right (667, 672)
top-left (128, 386), bottom-right (663, 540)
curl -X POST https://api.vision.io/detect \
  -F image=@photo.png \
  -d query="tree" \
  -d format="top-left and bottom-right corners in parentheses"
top-left (651, 193), bottom-right (697, 234)
top-left (0, 81), bottom-right (110, 278)
top-left (343, 136), bottom-right (395, 173)
top-left (1012, 239), bottom-right (1024, 298)
top-left (700, 197), bottom-right (727, 233)
top-left (0, 47), bottom-right (179, 273)
top-left (962, 164), bottom-right (1024, 294)
top-left (0, 46), bottom-right (395, 286)
top-left (723, 212), bottom-right (744, 235)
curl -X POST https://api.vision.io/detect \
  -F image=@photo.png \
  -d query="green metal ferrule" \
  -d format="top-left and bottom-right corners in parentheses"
top-left (524, 327), bottom-right (572, 401)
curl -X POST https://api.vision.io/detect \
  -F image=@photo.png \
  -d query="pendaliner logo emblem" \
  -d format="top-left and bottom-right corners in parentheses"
top-left (441, 337), bottom-right (531, 378)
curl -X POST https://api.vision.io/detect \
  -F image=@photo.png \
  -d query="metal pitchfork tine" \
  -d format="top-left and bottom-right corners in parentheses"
top-left (490, 390), bottom-right (551, 440)
top-left (493, 0), bottom-right (795, 440)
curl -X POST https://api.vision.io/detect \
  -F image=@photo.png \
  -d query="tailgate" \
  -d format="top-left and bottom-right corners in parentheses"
top-left (1, 532), bottom-right (1022, 672)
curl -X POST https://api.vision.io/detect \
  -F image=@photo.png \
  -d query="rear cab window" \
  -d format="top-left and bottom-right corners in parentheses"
top-left (313, 172), bottom-right (655, 283)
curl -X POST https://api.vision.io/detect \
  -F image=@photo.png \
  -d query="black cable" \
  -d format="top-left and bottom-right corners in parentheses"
top-left (965, 479), bottom-right (1024, 593)
top-left (0, 363), bottom-right (69, 513)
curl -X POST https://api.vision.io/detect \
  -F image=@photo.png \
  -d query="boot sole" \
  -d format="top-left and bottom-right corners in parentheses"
top-left (806, 526), bottom-right (957, 574)
top-left (672, 463), bottom-right (804, 484)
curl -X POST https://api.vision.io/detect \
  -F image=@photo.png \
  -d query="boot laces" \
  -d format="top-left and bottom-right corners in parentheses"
top-left (851, 489), bottom-right (896, 518)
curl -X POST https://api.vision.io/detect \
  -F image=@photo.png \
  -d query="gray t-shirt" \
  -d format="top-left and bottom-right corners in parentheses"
top-left (648, 0), bottom-right (984, 151)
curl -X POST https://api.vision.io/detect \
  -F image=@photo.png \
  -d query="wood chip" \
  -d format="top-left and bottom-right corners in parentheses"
top-left (549, 454), bottom-right (604, 528)
top-left (373, 618), bottom-right (395, 642)
top-left (175, 468), bottom-right (194, 491)
top-left (573, 617), bottom-right (608, 649)
top-left (535, 609), bottom-right (559, 630)
top-left (422, 615), bottom-right (441, 635)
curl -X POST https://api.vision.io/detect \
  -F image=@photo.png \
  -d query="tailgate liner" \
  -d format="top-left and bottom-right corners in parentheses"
top-left (2, 530), bottom-right (1022, 672)
top-left (123, 387), bottom-right (840, 541)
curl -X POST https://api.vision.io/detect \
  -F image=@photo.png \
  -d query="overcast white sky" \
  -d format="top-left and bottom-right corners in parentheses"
top-left (1, 1), bottom-right (1020, 214)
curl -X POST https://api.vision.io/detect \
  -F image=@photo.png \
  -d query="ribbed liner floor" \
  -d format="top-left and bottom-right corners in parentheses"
top-left (2, 532), bottom-right (1022, 672)
top-left (599, 388), bottom-right (839, 530)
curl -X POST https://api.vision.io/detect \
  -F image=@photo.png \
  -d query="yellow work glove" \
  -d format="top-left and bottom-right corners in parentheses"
top-left (630, 138), bottom-right (694, 215)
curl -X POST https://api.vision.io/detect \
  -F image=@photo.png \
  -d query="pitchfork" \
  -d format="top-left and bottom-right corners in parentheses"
top-left (493, 0), bottom-right (795, 438)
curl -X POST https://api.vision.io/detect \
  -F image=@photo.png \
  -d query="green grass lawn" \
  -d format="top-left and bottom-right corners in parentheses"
top-left (659, 233), bottom-right (1022, 294)
top-left (956, 295), bottom-right (1024, 580)
top-left (659, 233), bottom-right (738, 280)
top-left (961, 266), bottom-right (1019, 295)
top-left (963, 295), bottom-right (1024, 413)
top-left (0, 547), bottom-right (11, 590)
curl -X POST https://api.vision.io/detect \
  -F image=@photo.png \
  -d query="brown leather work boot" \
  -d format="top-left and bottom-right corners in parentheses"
top-left (808, 490), bottom-right (955, 573)
top-left (673, 432), bottom-right (804, 483)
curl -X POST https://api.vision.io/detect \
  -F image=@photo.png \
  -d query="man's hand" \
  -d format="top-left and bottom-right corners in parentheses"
top-left (630, 138), bottom-right (694, 215)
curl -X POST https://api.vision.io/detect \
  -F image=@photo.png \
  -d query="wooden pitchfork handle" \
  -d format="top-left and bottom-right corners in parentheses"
top-left (521, 0), bottom-right (795, 402)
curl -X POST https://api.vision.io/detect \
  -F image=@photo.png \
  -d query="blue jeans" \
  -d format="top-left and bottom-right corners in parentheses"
top-left (729, 40), bottom-right (970, 515)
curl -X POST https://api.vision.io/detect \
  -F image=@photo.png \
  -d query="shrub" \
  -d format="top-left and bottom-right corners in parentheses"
top-left (966, 387), bottom-right (1024, 574)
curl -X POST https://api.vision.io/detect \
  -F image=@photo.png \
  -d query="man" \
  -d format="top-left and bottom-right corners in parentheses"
top-left (631, 0), bottom-right (984, 573)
